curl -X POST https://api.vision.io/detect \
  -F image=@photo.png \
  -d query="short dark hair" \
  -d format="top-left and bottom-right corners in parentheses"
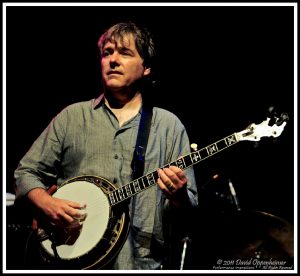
top-left (97, 21), bottom-right (156, 69)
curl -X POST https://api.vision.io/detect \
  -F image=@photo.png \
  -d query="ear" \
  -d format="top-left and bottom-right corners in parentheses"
top-left (143, 67), bottom-right (151, 77)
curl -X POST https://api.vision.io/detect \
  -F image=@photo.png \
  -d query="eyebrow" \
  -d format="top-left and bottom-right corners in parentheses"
top-left (119, 46), bottom-right (134, 53)
top-left (103, 44), bottom-right (135, 55)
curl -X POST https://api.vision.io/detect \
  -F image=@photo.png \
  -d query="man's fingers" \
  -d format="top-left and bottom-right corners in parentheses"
top-left (66, 200), bottom-right (87, 210)
top-left (156, 177), bottom-right (173, 195)
top-left (158, 167), bottom-right (186, 186)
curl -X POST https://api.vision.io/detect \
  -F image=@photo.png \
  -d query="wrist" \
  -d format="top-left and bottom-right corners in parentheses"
top-left (27, 188), bottom-right (50, 208)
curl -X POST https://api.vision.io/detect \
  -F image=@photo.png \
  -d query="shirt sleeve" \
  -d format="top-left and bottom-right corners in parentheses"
top-left (14, 109), bottom-right (67, 199)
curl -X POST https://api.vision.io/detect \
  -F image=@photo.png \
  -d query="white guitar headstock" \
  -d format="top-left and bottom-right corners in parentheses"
top-left (236, 113), bottom-right (288, 142)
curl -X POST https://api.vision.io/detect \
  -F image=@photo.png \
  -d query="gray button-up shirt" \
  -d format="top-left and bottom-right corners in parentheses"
top-left (14, 94), bottom-right (198, 269)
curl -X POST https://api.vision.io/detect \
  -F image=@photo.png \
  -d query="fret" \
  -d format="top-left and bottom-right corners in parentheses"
top-left (146, 173), bottom-right (156, 186)
top-left (216, 139), bottom-right (227, 150)
top-left (140, 177), bottom-right (146, 189)
top-left (124, 184), bottom-right (133, 197)
top-left (117, 188), bottom-right (125, 201)
top-left (164, 160), bottom-right (186, 169)
top-left (162, 162), bottom-right (171, 169)
top-left (190, 151), bottom-right (201, 164)
top-left (225, 134), bottom-right (238, 146)
top-left (199, 148), bottom-right (209, 160)
top-left (108, 192), bottom-right (117, 205)
top-left (169, 161), bottom-right (177, 167)
top-left (132, 179), bottom-right (141, 193)
top-left (153, 171), bottom-right (159, 181)
top-left (142, 176), bottom-right (150, 188)
top-left (114, 190), bottom-right (121, 202)
top-left (129, 182), bottom-right (135, 195)
top-left (175, 158), bottom-right (186, 169)
top-left (206, 143), bottom-right (218, 155)
top-left (182, 155), bottom-right (193, 167)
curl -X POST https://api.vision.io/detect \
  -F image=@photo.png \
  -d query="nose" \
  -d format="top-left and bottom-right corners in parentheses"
top-left (109, 52), bottom-right (120, 68)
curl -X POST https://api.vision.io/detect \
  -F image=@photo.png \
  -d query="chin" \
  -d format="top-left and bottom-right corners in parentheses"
top-left (107, 83), bottom-right (123, 89)
top-left (105, 81), bottom-right (123, 89)
top-left (106, 85), bottom-right (125, 93)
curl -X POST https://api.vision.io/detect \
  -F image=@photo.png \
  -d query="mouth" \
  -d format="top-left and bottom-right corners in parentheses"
top-left (107, 71), bottom-right (123, 75)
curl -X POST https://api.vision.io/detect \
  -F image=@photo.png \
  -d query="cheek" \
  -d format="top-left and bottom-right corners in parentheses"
top-left (129, 63), bottom-right (145, 78)
top-left (101, 60), bottom-right (106, 69)
top-left (100, 61), bottom-right (108, 77)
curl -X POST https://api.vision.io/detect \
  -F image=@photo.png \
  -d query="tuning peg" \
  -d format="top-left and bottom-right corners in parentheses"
top-left (268, 106), bottom-right (276, 114)
top-left (190, 143), bottom-right (198, 152)
top-left (267, 106), bottom-right (278, 126)
top-left (276, 112), bottom-right (289, 126)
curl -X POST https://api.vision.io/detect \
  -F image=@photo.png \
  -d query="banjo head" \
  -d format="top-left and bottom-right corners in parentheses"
top-left (38, 175), bottom-right (129, 269)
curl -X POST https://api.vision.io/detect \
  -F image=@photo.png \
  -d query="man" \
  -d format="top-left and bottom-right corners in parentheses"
top-left (14, 22), bottom-right (198, 270)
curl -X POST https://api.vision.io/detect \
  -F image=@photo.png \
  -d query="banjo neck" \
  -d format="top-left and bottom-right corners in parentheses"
top-left (108, 133), bottom-right (239, 206)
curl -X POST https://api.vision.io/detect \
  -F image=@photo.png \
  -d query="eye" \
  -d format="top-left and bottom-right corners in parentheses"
top-left (120, 49), bottom-right (133, 56)
top-left (102, 51), bottom-right (110, 57)
top-left (102, 48), bottom-right (113, 57)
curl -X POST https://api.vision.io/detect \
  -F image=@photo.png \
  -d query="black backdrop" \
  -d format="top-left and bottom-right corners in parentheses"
top-left (5, 4), bottom-right (295, 269)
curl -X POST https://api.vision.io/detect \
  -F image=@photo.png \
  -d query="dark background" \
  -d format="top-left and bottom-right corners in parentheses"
top-left (5, 4), bottom-right (295, 269)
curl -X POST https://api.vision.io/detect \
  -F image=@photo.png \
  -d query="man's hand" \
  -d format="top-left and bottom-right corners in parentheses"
top-left (28, 188), bottom-right (87, 227)
top-left (157, 166), bottom-right (190, 208)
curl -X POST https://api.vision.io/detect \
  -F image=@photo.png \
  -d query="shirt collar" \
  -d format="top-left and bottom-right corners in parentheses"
top-left (92, 94), bottom-right (105, 109)
top-left (93, 93), bottom-right (143, 115)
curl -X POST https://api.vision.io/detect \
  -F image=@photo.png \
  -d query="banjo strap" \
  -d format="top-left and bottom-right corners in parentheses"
top-left (131, 104), bottom-right (153, 180)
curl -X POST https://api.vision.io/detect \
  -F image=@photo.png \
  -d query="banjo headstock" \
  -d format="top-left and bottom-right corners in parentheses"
top-left (236, 112), bottom-right (289, 142)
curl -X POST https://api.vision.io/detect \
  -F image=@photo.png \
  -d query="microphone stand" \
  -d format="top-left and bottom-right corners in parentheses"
top-left (228, 179), bottom-right (241, 212)
top-left (180, 235), bottom-right (192, 270)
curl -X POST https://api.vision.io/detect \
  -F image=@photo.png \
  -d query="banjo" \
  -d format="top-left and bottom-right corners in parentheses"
top-left (32, 112), bottom-right (288, 270)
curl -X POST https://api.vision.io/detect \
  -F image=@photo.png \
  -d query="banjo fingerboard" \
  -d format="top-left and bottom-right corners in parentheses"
top-left (108, 133), bottom-right (239, 206)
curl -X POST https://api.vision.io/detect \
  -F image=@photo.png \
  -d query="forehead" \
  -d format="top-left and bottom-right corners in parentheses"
top-left (104, 33), bottom-right (136, 49)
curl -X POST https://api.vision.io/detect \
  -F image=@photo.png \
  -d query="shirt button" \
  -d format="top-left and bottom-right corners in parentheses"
top-left (113, 178), bottom-right (118, 184)
top-left (114, 154), bottom-right (118, 159)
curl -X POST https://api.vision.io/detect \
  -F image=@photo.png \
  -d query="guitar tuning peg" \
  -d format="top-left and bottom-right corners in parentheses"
top-left (190, 143), bottom-right (198, 152)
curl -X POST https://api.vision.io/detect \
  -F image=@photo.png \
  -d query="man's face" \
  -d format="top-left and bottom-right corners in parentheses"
top-left (101, 34), bottom-right (150, 91)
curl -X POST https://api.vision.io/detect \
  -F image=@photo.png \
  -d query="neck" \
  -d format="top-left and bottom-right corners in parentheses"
top-left (104, 92), bottom-right (143, 126)
top-left (104, 90), bottom-right (142, 109)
